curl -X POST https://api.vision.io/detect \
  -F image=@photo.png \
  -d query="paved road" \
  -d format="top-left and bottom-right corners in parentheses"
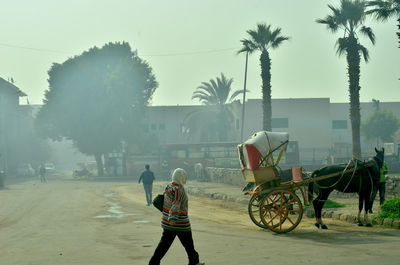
top-left (0, 178), bottom-right (399, 265)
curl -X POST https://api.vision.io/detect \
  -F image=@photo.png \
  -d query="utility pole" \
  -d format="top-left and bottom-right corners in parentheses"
top-left (240, 51), bottom-right (249, 142)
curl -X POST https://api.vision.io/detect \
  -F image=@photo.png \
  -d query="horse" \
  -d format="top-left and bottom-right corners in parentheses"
top-left (309, 148), bottom-right (384, 229)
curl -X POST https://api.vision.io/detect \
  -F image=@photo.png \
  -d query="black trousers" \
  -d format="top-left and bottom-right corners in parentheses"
top-left (149, 229), bottom-right (199, 265)
top-left (370, 182), bottom-right (386, 208)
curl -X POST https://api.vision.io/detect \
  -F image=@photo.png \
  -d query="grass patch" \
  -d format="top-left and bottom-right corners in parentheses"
top-left (304, 199), bottom-right (346, 209)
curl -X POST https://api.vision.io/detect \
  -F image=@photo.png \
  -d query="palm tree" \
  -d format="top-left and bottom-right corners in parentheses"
top-left (238, 23), bottom-right (289, 131)
top-left (317, 0), bottom-right (376, 158)
top-left (190, 73), bottom-right (246, 141)
top-left (367, 0), bottom-right (400, 47)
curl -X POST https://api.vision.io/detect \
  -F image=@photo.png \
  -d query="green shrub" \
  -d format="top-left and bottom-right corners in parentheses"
top-left (375, 197), bottom-right (400, 220)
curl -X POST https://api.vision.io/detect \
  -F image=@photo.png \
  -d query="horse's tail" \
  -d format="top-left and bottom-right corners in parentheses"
top-left (307, 171), bottom-right (321, 203)
top-left (307, 182), bottom-right (314, 203)
top-left (307, 171), bottom-right (318, 203)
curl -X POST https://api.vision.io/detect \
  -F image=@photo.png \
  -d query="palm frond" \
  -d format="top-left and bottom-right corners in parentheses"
top-left (193, 73), bottom-right (236, 105)
top-left (271, 36), bottom-right (290, 49)
top-left (335, 37), bottom-right (349, 57)
top-left (270, 27), bottom-right (282, 41)
top-left (229, 89), bottom-right (248, 102)
top-left (358, 43), bottom-right (370, 62)
top-left (316, 16), bottom-right (340, 33)
top-left (367, 0), bottom-right (398, 20)
top-left (247, 29), bottom-right (264, 49)
top-left (238, 39), bottom-right (257, 54)
top-left (192, 91), bottom-right (210, 100)
top-left (360, 26), bottom-right (376, 44)
top-left (195, 82), bottom-right (218, 102)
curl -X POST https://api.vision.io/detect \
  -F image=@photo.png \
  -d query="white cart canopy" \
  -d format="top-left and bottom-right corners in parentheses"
top-left (238, 131), bottom-right (289, 170)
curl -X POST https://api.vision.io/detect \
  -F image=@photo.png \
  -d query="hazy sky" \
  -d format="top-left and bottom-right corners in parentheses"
top-left (0, 0), bottom-right (398, 106)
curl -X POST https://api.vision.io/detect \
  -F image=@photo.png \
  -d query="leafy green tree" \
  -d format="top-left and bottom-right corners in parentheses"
top-left (188, 73), bottom-right (245, 141)
top-left (238, 23), bottom-right (289, 131)
top-left (317, 0), bottom-right (375, 158)
top-left (368, 0), bottom-right (400, 46)
top-left (35, 42), bottom-right (157, 175)
top-left (361, 109), bottom-right (400, 143)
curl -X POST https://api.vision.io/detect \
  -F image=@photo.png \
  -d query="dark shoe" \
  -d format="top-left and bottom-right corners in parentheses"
top-left (368, 209), bottom-right (373, 214)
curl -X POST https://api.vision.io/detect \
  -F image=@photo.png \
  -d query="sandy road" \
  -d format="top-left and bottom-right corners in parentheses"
top-left (0, 178), bottom-right (399, 265)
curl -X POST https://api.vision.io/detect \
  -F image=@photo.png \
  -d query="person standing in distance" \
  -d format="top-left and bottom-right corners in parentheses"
top-left (148, 168), bottom-right (204, 265)
top-left (39, 164), bottom-right (46, 183)
top-left (369, 161), bottom-right (389, 213)
top-left (138, 164), bottom-right (155, 206)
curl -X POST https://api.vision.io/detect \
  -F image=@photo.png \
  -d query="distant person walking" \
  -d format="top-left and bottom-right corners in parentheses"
top-left (148, 168), bottom-right (204, 265)
top-left (138, 165), bottom-right (155, 206)
top-left (39, 164), bottom-right (46, 183)
top-left (369, 161), bottom-right (389, 212)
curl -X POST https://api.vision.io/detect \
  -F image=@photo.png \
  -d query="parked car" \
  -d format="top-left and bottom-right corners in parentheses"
top-left (44, 163), bottom-right (56, 175)
top-left (16, 163), bottom-right (35, 177)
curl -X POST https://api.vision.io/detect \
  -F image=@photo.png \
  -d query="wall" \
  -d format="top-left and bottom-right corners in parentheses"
top-left (204, 167), bottom-right (245, 187)
top-left (203, 167), bottom-right (400, 198)
top-left (386, 175), bottom-right (400, 199)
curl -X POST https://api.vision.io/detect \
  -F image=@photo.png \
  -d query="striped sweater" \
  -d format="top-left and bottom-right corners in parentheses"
top-left (161, 182), bottom-right (191, 231)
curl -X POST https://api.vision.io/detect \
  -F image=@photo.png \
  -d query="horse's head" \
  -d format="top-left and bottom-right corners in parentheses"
top-left (374, 147), bottom-right (385, 168)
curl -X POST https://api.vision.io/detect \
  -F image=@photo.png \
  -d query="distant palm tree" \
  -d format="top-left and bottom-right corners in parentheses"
top-left (238, 23), bottom-right (289, 131)
top-left (368, 0), bottom-right (400, 47)
top-left (317, 0), bottom-right (375, 158)
top-left (190, 73), bottom-right (246, 141)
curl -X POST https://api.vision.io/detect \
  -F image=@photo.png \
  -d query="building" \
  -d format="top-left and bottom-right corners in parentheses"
top-left (0, 77), bottom-right (27, 171)
top-left (142, 98), bottom-right (400, 165)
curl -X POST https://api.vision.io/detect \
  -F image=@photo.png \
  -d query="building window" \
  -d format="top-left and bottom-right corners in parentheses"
top-left (272, 118), bottom-right (288, 128)
top-left (332, 120), bottom-right (347, 129)
top-left (159, 123), bottom-right (165, 130)
top-left (151, 123), bottom-right (157, 130)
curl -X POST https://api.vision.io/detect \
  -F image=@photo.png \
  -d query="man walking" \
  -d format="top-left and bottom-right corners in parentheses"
top-left (138, 165), bottom-right (155, 206)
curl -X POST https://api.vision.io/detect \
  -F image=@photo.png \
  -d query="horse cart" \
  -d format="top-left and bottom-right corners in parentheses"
top-left (237, 131), bottom-right (377, 233)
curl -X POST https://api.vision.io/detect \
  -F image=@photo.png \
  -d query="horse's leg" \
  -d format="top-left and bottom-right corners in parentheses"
top-left (313, 190), bottom-right (330, 229)
top-left (365, 186), bottom-right (373, 227)
top-left (357, 193), bottom-right (364, 226)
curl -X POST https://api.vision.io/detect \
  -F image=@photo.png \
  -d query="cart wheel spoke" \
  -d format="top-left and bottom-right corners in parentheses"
top-left (259, 189), bottom-right (303, 233)
top-left (248, 194), bottom-right (269, 229)
top-left (285, 215), bottom-right (295, 225)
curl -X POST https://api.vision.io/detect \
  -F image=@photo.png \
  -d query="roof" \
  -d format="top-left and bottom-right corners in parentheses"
top-left (0, 77), bottom-right (27, 97)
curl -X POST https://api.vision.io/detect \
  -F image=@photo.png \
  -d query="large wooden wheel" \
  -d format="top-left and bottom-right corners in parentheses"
top-left (248, 194), bottom-right (268, 228)
top-left (259, 189), bottom-right (303, 233)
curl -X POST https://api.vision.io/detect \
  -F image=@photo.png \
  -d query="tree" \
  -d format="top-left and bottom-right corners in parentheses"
top-left (368, 0), bottom-right (400, 46)
top-left (188, 73), bottom-right (245, 141)
top-left (317, 0), bottom-right (376, 158)
top-left (238, 23), bottom-right (289, 131)
top-left (361, 109), bottom-right (400, 143)
top-left (35, 42), bottom-right (157, 175)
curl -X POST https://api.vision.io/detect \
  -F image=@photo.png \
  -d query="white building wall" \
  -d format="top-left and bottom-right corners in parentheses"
top-left (241, 98), bottom-right (332, 147)
top-left (145, 98), bottom-right (400, 164)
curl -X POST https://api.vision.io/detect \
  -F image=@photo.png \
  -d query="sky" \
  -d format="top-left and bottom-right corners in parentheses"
top-left (0, 0), bottom-right (399, 106)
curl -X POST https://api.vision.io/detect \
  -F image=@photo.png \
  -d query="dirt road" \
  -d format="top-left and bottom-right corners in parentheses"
top-left (0, 178), bottom-right (399, 265)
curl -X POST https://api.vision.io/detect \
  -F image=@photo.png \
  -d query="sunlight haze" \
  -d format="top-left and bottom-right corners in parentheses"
top-left (0, 0), bottom-right (398, 106)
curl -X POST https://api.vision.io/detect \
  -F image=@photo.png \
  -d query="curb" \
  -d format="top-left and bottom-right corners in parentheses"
top-left (154, 183), bottom-right (248, 204)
